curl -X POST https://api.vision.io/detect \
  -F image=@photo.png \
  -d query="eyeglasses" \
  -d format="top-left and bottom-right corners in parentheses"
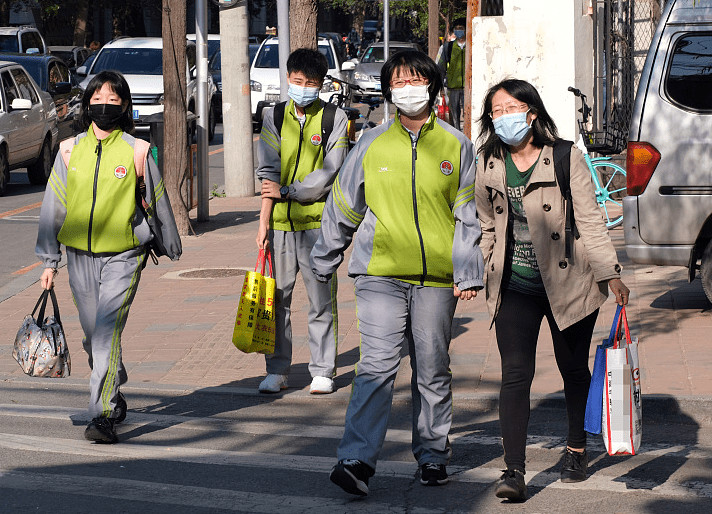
top-left (390, 77), bottom-right (428, 88)
top-left (489, 103), bottom-right (529, 119)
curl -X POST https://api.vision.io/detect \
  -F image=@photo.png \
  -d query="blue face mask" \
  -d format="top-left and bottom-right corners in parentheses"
top-left (454, 29), bottom-right (465, 39)
top-left (493, 110), bottom-right (532, 146)
top-left (288, 83), bottom-right (320, 107)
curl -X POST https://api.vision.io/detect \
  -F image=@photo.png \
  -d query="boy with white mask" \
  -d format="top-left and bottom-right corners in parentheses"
top-left (256, 48), bottom-right (349, 395)
top-left (311, 50), bottom-right (483, 496)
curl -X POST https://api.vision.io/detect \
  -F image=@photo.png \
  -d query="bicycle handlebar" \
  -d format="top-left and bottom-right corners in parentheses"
top-left (568, 86), bottom-right (583, 98)
top-left (326, 74), bottom-right (363, 92)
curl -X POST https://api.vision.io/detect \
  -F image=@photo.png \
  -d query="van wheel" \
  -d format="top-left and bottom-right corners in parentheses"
top-left (27, 137), bottom-right (51, 185)
top-left (701, 240), bottom-right (712, 305)
top-left (0, 147), bottom-right (8, 196)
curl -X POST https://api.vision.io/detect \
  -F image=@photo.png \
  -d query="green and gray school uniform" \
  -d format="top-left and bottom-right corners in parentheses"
top-left (36, 126), bottom-right (181, 419)
top-left (257, 99), bottom-right (349, 377)
top-left (310, 112), bottom-right (484, 469)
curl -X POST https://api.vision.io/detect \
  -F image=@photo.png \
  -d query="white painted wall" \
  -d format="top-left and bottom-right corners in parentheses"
top-left (470, 0), bottom-right (594, 145)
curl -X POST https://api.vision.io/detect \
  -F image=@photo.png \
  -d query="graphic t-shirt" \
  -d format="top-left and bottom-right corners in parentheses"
top-left (504, 152), bottom-right (546, 296)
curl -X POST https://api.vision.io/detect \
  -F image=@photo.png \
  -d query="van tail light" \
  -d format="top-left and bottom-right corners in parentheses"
top-left (626, 142), bottom-right (661, 196)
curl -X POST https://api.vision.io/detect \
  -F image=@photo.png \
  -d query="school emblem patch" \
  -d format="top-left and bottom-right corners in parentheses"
top-left (310, 134), bottom-right (322, 146)
top-left (114, 165), bottom-right (127, 179)
top-left (440, 160), bottom-right (454, 176)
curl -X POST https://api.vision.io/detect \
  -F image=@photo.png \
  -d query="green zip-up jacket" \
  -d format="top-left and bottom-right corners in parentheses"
top-left (257, 99), bottom-right (349, 231)
top-left (36, 126), bottom-right (182, 267)
top-left (311, 111), bottom-right (484, 290)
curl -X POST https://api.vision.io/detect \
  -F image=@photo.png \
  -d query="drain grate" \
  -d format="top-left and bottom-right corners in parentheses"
top-left (177, 268), bottom-right (247, 279)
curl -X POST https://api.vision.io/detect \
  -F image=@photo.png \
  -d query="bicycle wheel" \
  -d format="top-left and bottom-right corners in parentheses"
top-left (591, 161), bottom-right (626, 229)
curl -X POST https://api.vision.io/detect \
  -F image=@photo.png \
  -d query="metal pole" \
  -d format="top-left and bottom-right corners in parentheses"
top-left (383, 0), bottom-right (389, 123)
top-left (221, 0), bottom-right (255, 197)
top-left (196, 0), bottom-right (209, 221)
top-left (277, 0), bottom-right (290, 100)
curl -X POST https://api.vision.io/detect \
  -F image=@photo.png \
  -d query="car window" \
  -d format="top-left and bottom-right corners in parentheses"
top-left (319, 45), bottom-right (335, 69)
top-left (665, 33), bottom-right (712, 112)
top-left (2, 71), bottom-right (20, 107)
top-left (187, 44), bottom-right (196, 70)
top-left (0, 35), bottom-right (19, 53)
top-left (11, 68), bottom-right (39, 103)
top-left (210, 50), bottom-right (221, 71)
top-left (207, 40), bottom-right (220, 59)
top-left (362, 47), bottom-right (385, 63)
top-left (49, 62), bottom-right (69, 89)
top-left (255, 43), bottom-right (334, 69)
top-left (22, 32), bottom-right (43, 53)
top-left (16, 60), bottom-right (43, 88)
top-left (92, 48), bottom-right (163, 75)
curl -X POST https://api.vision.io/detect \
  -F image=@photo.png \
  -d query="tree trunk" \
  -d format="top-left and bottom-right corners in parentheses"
top-left (289, 0), bottom-right (318, 51)
top-left (74, 1), bottom-right (89, 47)
top-left (0, 2), bottom-right (9, 27)
top-left (162, 0), bottom-right (190, 235)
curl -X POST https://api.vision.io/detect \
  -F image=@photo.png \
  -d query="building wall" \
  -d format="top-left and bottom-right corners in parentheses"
top-left (470, 0), bottom-right (594, 142)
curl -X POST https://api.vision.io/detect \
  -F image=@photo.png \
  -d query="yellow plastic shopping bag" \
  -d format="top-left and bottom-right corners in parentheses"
top-left (232, 249), bottom-right (276, 354)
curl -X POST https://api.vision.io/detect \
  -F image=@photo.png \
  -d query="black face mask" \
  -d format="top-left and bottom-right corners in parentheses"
top-left (87, 103), bottom-right (124, 131)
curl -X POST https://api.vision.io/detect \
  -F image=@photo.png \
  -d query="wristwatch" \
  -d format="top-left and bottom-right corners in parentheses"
top-left (280, 186), bottom-right (289, 199)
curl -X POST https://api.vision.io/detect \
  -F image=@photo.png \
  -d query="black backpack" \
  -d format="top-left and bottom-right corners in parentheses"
top-left (552, 138), bottom-right (580, 262)
top-left (273, 100), bottom-right (337, 156)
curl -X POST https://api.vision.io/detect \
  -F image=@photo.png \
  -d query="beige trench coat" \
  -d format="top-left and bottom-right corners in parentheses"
top-left (475, 143), bottom-right (622, 330)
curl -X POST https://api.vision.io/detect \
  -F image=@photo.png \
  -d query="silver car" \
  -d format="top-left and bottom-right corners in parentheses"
top-left (0, 60), bottom-right (58, 196)
top-left (350, 42), bottom-right (423, 102)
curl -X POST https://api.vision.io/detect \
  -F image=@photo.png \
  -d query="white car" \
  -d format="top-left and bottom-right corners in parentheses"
top-left (78, 37), bottom-right (218, 141)
top-left (250, 36), bottom-right (355, 130)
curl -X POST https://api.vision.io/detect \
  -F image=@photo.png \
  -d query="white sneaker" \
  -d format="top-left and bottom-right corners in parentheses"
top-left (310, 376), bottom-right (334, 394)
top-left (258, 374), bottom-right (288, 393)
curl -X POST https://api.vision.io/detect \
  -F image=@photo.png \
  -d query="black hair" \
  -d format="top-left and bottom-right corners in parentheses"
top-left (476, 78), bottom-right (559, 164)
top-left (453, 18), bottom-right (467, 28)
top-left (80, 70), bottom-right (134, 133)
top-left (286, 48), bottom-right (328, 82)
top-left (380, 50), bottom-right (443, 109)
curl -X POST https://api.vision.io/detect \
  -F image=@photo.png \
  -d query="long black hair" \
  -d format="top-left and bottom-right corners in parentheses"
top-left (477, 78), bottom-right (558, 164)
top-left (79, 70), bottom-right (134, 133)
top-left (380, 49), bottom-right (443, 109)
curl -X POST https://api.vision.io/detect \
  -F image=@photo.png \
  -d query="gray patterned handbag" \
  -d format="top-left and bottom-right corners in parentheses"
top-left (13, 289), bottom-right (71, 377)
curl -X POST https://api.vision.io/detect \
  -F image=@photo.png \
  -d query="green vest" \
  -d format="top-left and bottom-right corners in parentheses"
top-left (363, 113), bottom-right (461, 287)
top-left (58, 127), bottom-right (140, 253)
top-left (272, 100), bottom-right (327, 231)
top-left (446, 42), bottom-right (465, 89)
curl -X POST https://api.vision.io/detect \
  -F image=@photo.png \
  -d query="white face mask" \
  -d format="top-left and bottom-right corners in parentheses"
top-left (391, 84), bottom-right (430, 117)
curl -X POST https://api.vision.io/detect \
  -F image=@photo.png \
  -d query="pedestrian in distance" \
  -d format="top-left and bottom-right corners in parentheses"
top-left (474, 78), bottom-right (630, 501)
top-left (36, 70), bottom-right (182, 444)
top-left (437, 17), bottom-right (467, 130)
top-left (311, 49), bottom-right (484, 496)
top-left (255, 48), bottom-right (350, 395)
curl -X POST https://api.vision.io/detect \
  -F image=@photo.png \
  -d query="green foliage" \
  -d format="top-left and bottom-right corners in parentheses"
top-left (211, 184), bottom-right (226, 198)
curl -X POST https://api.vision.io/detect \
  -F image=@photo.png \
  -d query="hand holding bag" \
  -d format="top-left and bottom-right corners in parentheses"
top-left (601, 305), bottom-right (642, 455)
top-left (231, 249), bottom-right (276, 354)
top-left (13, 289), bottom-right (71, 378)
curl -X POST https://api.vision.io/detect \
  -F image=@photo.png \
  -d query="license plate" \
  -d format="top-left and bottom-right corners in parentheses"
top-left (133, 109), bottom-right (139, 120)
top-left (374, 83), bottom-right (381, 91)
top-left (265, 94), bottom-right (280, 102)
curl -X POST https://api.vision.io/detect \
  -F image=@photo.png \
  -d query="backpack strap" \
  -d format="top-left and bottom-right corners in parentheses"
top-left (447, 40), bottom-right (454, 64)
top-left (273, 101), bottom-right (287, 135)
top-left (553, 138), bottom-right (579, 261)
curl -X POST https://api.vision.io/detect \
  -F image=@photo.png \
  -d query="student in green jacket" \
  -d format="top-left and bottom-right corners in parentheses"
top-left (311, 50), bottom-right (484, 496)
top-left (36, 70), bottom-right (181, 444)
top-left (437, 17), bottom-right (467, 130)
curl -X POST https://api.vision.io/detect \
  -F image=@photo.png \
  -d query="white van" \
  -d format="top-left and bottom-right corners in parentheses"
top-left (624, 0), bottom-right (712, 302)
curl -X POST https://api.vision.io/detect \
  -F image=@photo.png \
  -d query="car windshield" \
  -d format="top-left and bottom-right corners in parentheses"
top-left (0, 35), bottom-right (19, 53)
top-left (208, 40), bottom-right (220, 59)
top-left (255, 43), bottom-right (334, 69)
top-left (362, 46), bottom-right (410, 64)
top-left (91, 48), bottom-right (163, 75)
top-left (210, 50), bottom-right (221, 70)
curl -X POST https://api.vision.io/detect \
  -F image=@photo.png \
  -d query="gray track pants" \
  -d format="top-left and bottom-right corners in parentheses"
top-left (67, 246), bottom-right (145, 419)
top-left (337, 275), bottom-right (458, 470)
top-left (266, 228), bottom-right (338, 377)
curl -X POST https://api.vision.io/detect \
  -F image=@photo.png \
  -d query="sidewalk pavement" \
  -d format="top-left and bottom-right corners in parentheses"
top-left (1, 195), bottom-right (711, 425)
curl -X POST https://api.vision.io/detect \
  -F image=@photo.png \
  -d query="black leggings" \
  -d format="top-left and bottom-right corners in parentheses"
top-left (495, 289), bottom-right (598, 473)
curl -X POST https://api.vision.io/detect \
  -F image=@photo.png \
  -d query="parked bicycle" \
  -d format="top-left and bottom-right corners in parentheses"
top-left (568, 86), bottom-right (627, 229)
top-left (326, 74), bottom-right (383, 146)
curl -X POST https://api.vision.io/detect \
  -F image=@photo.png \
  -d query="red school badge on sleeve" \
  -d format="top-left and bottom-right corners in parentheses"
top-left (114, 165), bottom-right (127, 179)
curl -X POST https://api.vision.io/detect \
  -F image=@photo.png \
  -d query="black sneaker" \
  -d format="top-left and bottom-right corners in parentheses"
top-left (561, 448), bottom-right (588, 483)
top-left (495, 469), bottom-right (527, 501)
top-left (330, 459), bottom-right (374, 496)
top-left (115, 392), bottom-right (127, 424)
top-left (420, 462), bottom-right (448, 486)
top-left (84, 417), bottom-right (118, 444)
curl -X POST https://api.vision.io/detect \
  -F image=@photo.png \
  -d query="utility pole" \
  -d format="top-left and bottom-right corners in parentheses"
top-left (220, 0), bottom-right (255, 198)
top-left (383, 0), bottom-right (390, 123)
top-left (196, 0), bottom-right (209, 221)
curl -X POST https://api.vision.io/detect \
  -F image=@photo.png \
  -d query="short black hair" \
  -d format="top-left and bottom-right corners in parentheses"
top-left (80, 70), bottom-right (134, 133)
top-left (477, 78), bottom-right (559, 164)
top-left (380, 50), bottom-right (443, 109)
top-left (287, 48), bottom-right (328, 82)
top-left (453, 18), bottom-right (467, 28)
